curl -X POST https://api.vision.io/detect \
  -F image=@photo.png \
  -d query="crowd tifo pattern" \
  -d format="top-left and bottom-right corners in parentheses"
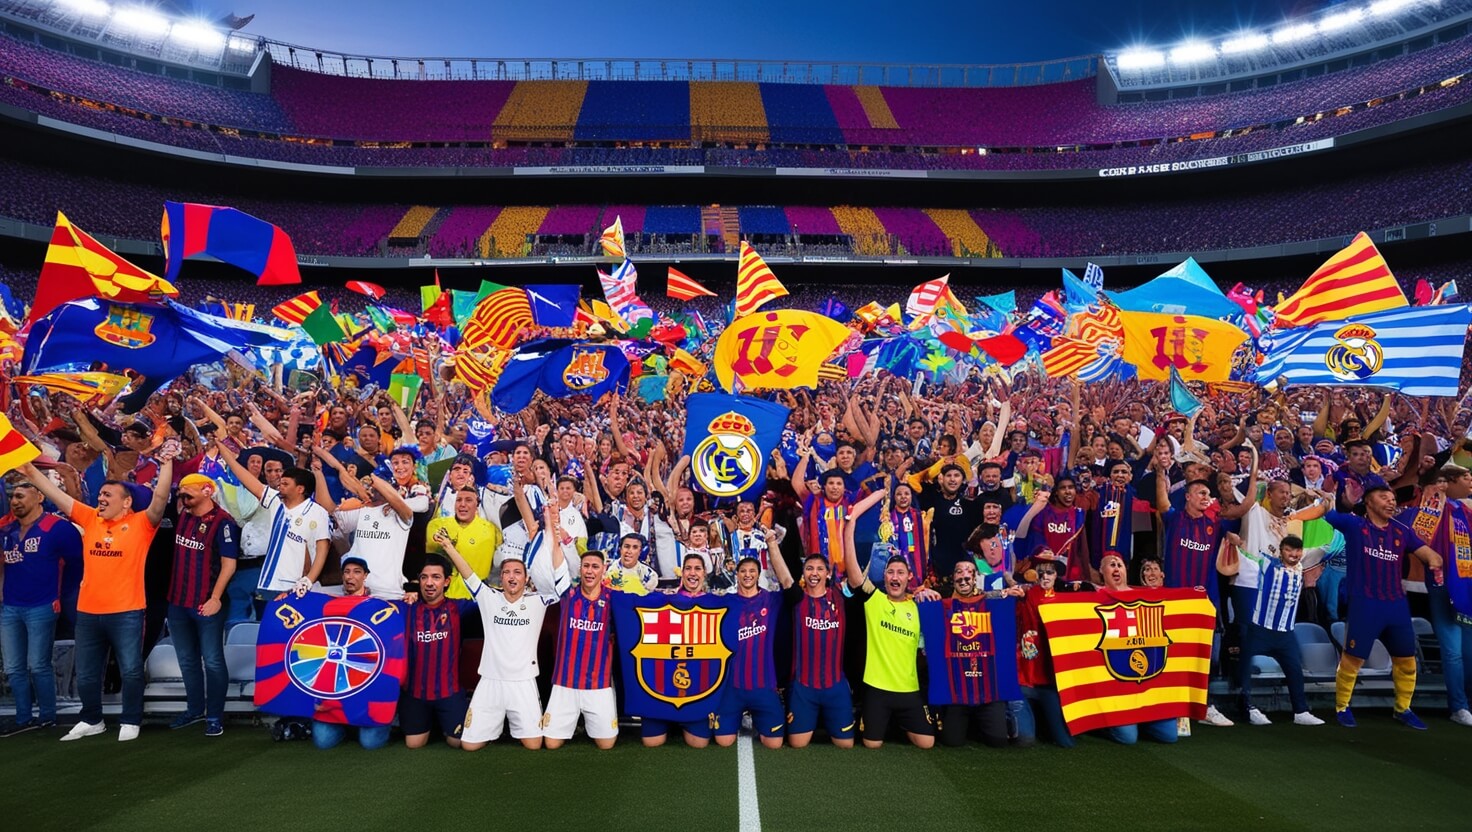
top-left (2, 28), bottom-right (1472, 171)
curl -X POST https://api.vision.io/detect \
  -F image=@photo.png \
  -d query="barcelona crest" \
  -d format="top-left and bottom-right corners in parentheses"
top-left (631, 604), bottom-right (732, 707)
top-left (562, 346), bottom-right (610, 390)
top-left (1094, 601), bottom-right (1171, 683)
top-left (95, 304), bottom-right (156, 348)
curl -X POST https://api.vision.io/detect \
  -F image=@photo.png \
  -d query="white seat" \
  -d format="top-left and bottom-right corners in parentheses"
top-left (1360, 641), bottom-right (1393, 678)
top-left (1300, 643), bottom-right (1340, 680)
top-left (226, 621), bottom-right (259, 645)
top-left (225, 644), bottom-right (256, 684)
top-left (143, 644), bottom-right (186, 699)
top-left (1250, 655), bottom-right (1285, 678)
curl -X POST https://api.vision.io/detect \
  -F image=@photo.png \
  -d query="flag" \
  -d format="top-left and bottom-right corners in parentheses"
top-left (224, 302), bottom-right (255, 322)
top-left (0, 413), bottom-right (41, 474)
top-left (1169, 366), bottom-right (1204, 418)
top-left (0, 281), bottom-right (25, 323)
top-left (412, 343), bottom-right (433, 381)
top-left (254, 595), bottom-right (406, 727)
top-left (336, 343), bottom-right (400, 391)
top-left (599, 260), bottom-right (655, 326)
top-left (1274, 232), bottom-right (1408, 328)
top-left (1118, 311), bottom-right (1248, 382)
top-left (600, 215), bottom-right (626, 258)
top-left (365, 305), bottom-right (397, 334)
top-left (681, 392), bottom-right (790, 499)
top-left (272, 291), bottom-right (322, 326)
top-left (12, 372), bottom-right (131, 404)
top-left (451, 290), bottom-right (481, 326)
top-left (453, 350), bottom-right (507, 396)
top-left (976, 290), bottom-right (1017, 316)
top-left (713, 309), bottom-right (853, 393)
top-left (1083, 262), bottom-right (1104, 290)
top-left (1255, 304), bottom-right (1471, 397)
top-left (347, 280), bottom-right (386, 301)
top-left (299, 303), bottom-right (347, 346)
top-left (611, 593), bottom-right (737, 721)
top-left (1040, 336), bottom-right (1100, 379)
top-left (161, 202), bottom-right (301, 286)
top-left (31, 211), bottom-right (179, 324)
top-left (461, 288), bottom-right (534, 352)
top-left (1068, 303), bottom-right (1123, 346)
top-left (917, 597), bottom-right (1021, 706)
top-left (490, 341), bottom-right (631, 412)
top-left (734, 241), bottom-right (788, 318)
top-left (906, 275), bottom-right (951, 322)
top-left (667, 267), bottom-right (716, 301)
top-left (388, 373), bottom-right (423, 410)
top-left (668, 348), bottom-right (707, 377)
top-left (1037, 588), bottom-right (1214, 734)
top-left (818, 297), bottom-right (851, 323)
top-left (525, 285), bottom-right (581, 328)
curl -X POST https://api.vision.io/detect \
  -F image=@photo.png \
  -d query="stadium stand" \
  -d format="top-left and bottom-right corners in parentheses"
top-left (492, 80), bottom-right (588, 142)
top-left (428, 205), bottom-right (503, 258)
top-left (688, 81), bottom-right (769, 144)
top-left (574, 80), bottom-right (690, 142)
top-left (271, 69), bottom-right (516, 141)
top-left (483, 205), bottom-right (549, 257)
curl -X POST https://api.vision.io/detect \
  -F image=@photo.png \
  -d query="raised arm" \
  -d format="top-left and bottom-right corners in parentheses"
top-left (1220, 444), bottom-right (1259, 521)
top-left (18, 463), bottom-right (77, 516)
top-left (843, 489), bottom-right (886, 590)
top-left (1014, 488), bottom-right (1050, 538)
top-left (144, 456), bottom-right (175, 527)
top-left (371, 475), bottom-right (414, 522)
top-left (431, 526), bottom-right (476, 580)
top-left (1362, 392), bottom-right (1392, 440)
top-left (216, 441), bottom-right (266, 501)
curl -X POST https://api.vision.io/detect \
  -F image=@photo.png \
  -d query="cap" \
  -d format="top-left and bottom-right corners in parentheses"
top-left (178, 474), bottom-right (216, 495)
top-left (340, 555), bottom-right (371, 573)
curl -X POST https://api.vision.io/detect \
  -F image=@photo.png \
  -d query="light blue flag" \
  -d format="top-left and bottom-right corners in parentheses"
top-left (1106, 257), bottom-right (1238, 318)
top-left (1061, 268), bottom-right (1098, 311)
top-left (1169, 366), bottom-right (1203, 417)
top-left (976, 290), bottom-right (1016, 316)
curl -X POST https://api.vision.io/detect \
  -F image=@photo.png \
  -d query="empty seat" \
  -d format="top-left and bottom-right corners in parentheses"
top-left (144, 644), bottom-right (186, 699)
top-left (1360, 641), bottom-right (1393, 678)
top-left (1330, 621), bottom-right (1348, 651)
top-left (226, 621), bottom-right (260, 646)
top-left (1251, 655), bottom-right (1285, 678)
top-left (225, 644), bottom-right (256, 684)
top-left (1300, 643), bottom-right (1339, 680)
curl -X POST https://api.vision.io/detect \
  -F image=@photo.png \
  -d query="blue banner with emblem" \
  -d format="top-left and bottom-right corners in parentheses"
top-left (917, 597), bottom-right (1022, 706)
top-left (611, 593), bottom-right (738, 722)
top-left (491, 340), bottom-right (630, 412)
top-left (254, 594), bottom-right (407, 727)
top-left (681, 393), bottom-right (789, 501)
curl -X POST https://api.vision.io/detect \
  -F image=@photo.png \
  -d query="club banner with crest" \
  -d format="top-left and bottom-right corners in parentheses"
top-left (611, 593), bottom-right (739, 723)
top-left (681, 393), bottom-right (789, 501)
top-left (1036, 588), bottom-right (1214, 734)
top-left (254, 594), bottom-right (407, 727)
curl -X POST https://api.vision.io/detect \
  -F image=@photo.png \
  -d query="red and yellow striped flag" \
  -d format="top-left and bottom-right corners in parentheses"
top-left (667, 267), bottom-right (716, 301)
top-left (460, 288), bottom-right (533, 352)
top-left (734, 241), bottom-right (788, 318)
top-left (12, 372), bottom-right (131, 404)
top-left (0, 413), bottom-right (41, 474)
top-left (453, 350), bottom-right (508, 396)
top-left (30, 211), bottom-right (178, 323)
top-left (1040, 336), bottom-right (1099, 379)
top-left (1037, 588), bottom-right (1214, 735)
top-left (1274, 232), bottom-right (1408, 328)
top-left (271, 291), bottom-right (323, 325)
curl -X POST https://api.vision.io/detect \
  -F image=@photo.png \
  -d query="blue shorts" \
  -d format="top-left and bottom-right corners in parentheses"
top-left (785, 680), bottom-right (855, 739)
top-left (639, 716), bottom-right (713, 740)
top-left (715, 687), bottom-right (786, 738)
top-left (1345, 596), bottom-right (1416, 659)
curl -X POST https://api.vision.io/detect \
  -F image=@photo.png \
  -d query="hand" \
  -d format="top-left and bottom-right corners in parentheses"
top-left (914, 588), bottom-right (942, 602)
top-left (433, 527), bottom-right (452, 546)
top-left (1003, 585), bottom-right (1026, 598)
top-left (198, 598), bottom-right (222, 617)
top-left (52, 599), bottom-right (61, 614)
top-left (1224, 531), bottom-right (1243, 549)
top-left (402, 592), bottom-right (420, 605)
top-left (1033, 488), bottom-right (1051, 507)
top-left (292, 576), bottom-right (312, 598)
top-left (1426, 552), bottom-right (1444, 571)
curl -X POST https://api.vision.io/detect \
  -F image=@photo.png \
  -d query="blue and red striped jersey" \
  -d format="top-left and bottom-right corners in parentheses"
top-left (1088, 484), bottom-right (1135, 563)
top-left (920, 595), bottom-right (1017, 706)
top-left (404, 598), bottom-right (465, 700)
top-left (1162, 509), bottom-right (1223, 606)
top-left (169, 507), bottom-right (239, 609)
top-left (730, 589), bottom-right (781, 691)
top-left (1327, 510), bottom-right (1425, 602)
top-left (553, 586), bottom-right (617, 689)
top-left (786, 584), bottom-right (846, 689)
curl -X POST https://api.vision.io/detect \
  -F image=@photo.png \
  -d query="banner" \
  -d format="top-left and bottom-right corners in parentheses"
top-left (917, 597), bottom-right (1022, 706)
top-left (254, 594), bottom-right (407, 727)
top-left (681, 393), bottom-right (789, 500)
top-left (612, 593), bottom-right (738, 723)
top-left (1037, 588), bottom-right (1214, 734)
top-left (491, 341), bottom-right (631, 412)
top-left (1118, 311), bottom-right (1247, 382)
top-left (713, 309), bottom-right (852, 392)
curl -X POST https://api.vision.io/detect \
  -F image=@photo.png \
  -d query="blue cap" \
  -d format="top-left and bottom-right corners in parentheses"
top-left (340, 555), bottom-right (371, 573)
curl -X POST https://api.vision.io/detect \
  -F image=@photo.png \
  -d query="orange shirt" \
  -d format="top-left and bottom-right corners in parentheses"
top-left (70, 503), bottom-right (158, 615)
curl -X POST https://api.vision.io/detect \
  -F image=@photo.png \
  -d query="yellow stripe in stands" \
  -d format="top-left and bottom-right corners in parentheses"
top-left (492, 81), bottom-right (588, 142)
top-left (690, 82), bottom-right (768, 143)
top-left (389, 206), bottom-right (437, 239)
top-left (852, 86), bottom-right (899, 129)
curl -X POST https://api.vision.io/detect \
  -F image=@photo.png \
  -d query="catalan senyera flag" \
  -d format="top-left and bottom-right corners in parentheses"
top-left (453, 349), bottom-right (509, 396)
top-left (272, 291), bottom-right (323, 326)
top-left (1037, 588), bottom-right (1214, 734)
top-left (1118, 310), bottom-right (1248, 382)
top-left (0, 413), bottom-right (41, 474)
top-left (735, 241), bottom-right (788, 318)
top-left (12, 372), bottom-right (131, 404)
top-left (600, 215), bottom-right (626, 258)
top-left (1274, 232), bottom-right (1408, 328)
top-left (30, 211), bottom-right (179, 324)
top-left (1040, 336), bottom-right (1101, 379)
top-left (667, 267), bottom-right (716, 301)
top-left (460, 288), bottom-right (534, 352)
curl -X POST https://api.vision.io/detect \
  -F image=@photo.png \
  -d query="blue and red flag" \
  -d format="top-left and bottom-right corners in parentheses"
top-left (612, 593), bottom-right (738, 722)
top-left (162, 201), bottom-right (302, 286)
top-left (254, 594), bottom-right (407, 727)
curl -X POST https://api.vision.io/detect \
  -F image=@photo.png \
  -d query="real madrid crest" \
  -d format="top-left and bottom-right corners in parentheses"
top-left (691, 411), bottom-right (761, 498)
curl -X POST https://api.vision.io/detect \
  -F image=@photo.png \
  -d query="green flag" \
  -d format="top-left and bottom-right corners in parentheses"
top-left (389, 373), bottom-right (423, 411)
top-left (476, 280), bottom-right (508, 304)
top-left (421, 284), bottom-right (442, 313)
top-left (300, 303), bottom-right (347, 346)
top-left (367, 305), bottom-right (397, 333)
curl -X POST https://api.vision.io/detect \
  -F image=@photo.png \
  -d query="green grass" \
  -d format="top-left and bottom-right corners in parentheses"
top-left (1, 713), bottom-right (1468, 831)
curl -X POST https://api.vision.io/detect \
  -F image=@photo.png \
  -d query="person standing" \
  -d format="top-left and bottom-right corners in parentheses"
top-left (1397, 464), bottom-right (1472, 727)
top-left (713, 557), bottom-right (786, 750)
top-left (216, 443), bottom-right (330, 599)
top-left (166, 474), bottom-right (241, 737)
top-left (20, 450), bottom-right (175, 743)
top-left (0, 479), bottom-right (81, 736)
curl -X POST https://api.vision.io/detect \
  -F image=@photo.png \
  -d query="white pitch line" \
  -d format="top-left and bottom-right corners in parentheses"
top-left (737, 730), bottom-right (762, 832)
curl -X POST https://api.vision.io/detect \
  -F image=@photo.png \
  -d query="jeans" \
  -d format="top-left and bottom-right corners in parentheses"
top-left (1319, 563), bottom-right (1346, 622)
top-left (75, 609), bottom-right (145, 726)
top-left (1021, 685), bottom-right (1074, 748)
top-left (166, 604), bottom-right (229, 721)
top-left (1107, 718), bottom-right (1179, 745)
top-left (225, 563), bottom-right (264, 625)
top-left (312, 720), bottom-right (390, 750)
top-left (1005, 699), bottom-right (1034, 747)
top-left (1426, 584), bottom-right (1471, 714)
top-left (1, 604), bottom-right (59, 723)
top-left (1237, 622), bottom-right (1309, 715)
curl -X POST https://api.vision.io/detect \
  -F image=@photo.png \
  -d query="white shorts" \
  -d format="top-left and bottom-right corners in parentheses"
top-left (462, 679), bottom-right (543, 743)
top-left (543, 686), bottom-right (619, 740)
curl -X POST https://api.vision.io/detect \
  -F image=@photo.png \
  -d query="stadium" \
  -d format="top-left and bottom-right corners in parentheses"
top-left (1, 1), bottom-right (1472, 830)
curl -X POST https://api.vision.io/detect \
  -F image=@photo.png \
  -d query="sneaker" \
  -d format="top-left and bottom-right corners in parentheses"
top-left (37, 720), bottom-right (57, 730)
top-left (169, 713), bottom-right (205, 731)
top-left (60, 721), bottom-right (106, 742)
top-left (1392, 708), bottom-right (1428, 731)
top-left (1247, 708), bottom-right (1272, 726)
top-left (0, 719), bottom-right (41, 738)
top-left (118, 724), bottom-right (140, 742)
top-left (1450, 709), bottom-right (1472, 727)
top-left (1199, 705), bottom-right (1235, 727)
top-left (1293, 712), bottom-right (1325, 726)
top-left (205, 720), bottom-right (224, 738)
top-left (1336, 708), bottom-right (1357, 728)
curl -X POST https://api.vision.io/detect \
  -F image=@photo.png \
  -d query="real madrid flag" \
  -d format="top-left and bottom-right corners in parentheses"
top-left (682, 393), bottom-right (789, 500)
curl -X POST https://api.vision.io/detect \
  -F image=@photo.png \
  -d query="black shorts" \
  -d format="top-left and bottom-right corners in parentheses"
top-left (399, 690), bottom-right (468, 738)
top-left (861, 689), bottom-right (934, 742)
top-left (939, 702), bottom-right (1008, 748)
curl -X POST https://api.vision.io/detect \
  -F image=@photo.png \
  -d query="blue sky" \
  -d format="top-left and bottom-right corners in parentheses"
top-left (198, 0), bottom-right (1318, 64)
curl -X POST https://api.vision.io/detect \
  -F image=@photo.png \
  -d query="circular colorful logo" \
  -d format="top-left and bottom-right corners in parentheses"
top-left (692, 434), bottom-right (760, 497)
top-left (285, 616), bottom-right (385, 700)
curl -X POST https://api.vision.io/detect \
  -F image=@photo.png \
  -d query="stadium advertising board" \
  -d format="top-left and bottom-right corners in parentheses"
top-left (1097, 138), bottom-right (1333, 178)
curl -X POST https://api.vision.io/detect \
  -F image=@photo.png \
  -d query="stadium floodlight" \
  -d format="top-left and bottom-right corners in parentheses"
top-left (1270, 23), bottom-right (1318, 44)
top-left (1169, 42), bottom-right (1217, 64)
top-left (171, 20), bottom-right (225, 49)
top-left (1115, 48), bottom-right (1166, 70)
top-left (111, 6), bottom-right (170, 36)
top-left (1220, 32), bottom-right (1270, 54)
top-left (1369, 0), bottom-right (1415, 16)
top-left (56, 0), bottom-right (111, 17)
top-left (1319, 9), bottom-right (1365, 30)
top-left (227, 35), bottom-right (256, 52)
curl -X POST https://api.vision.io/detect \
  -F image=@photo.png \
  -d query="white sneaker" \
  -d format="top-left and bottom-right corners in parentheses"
top-left (1450, 709), bottom-right (1472, 727)
top-left (1199, 705), bottom-right (1235, 727)
top-left (1294, 712), bottom-right (1325, 726)
top-left (1248, 708), bottom-right (1272, 726)
top-left (118, 725), bottom-right (140, 742)
top-left (60, 721), bottom-right (106, 742)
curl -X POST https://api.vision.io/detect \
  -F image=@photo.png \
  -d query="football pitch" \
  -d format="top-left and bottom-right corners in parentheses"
top-left (2, 715), bottom-right (1467, 831)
